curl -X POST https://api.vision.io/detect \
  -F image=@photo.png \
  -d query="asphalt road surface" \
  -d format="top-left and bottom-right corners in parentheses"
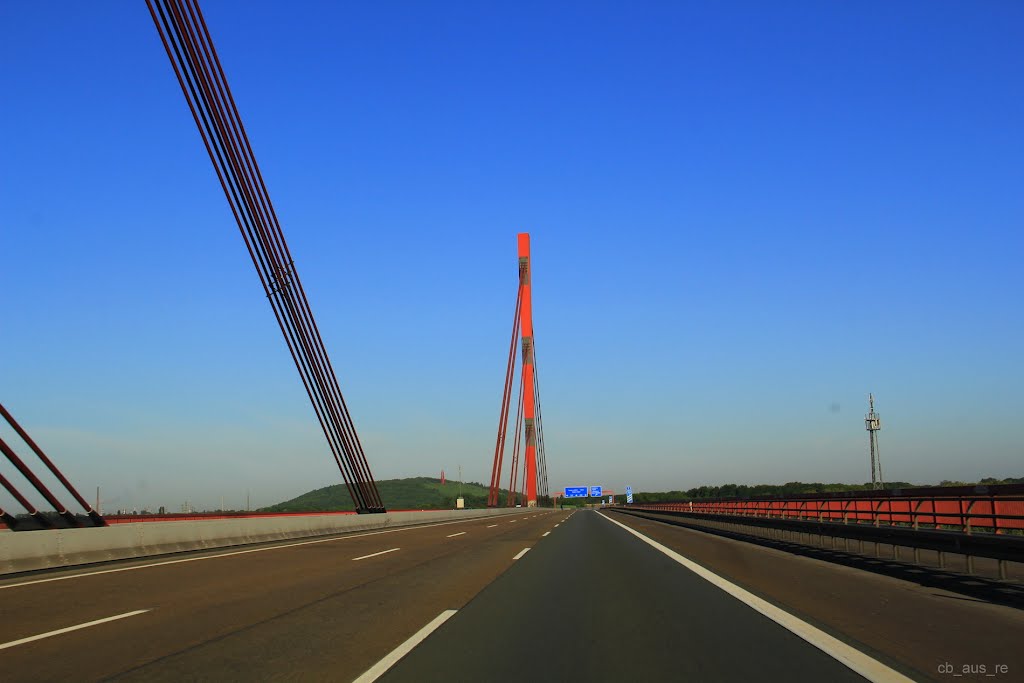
top-left (0, 511), bottom-right (558, 681)
top-left (381, 509), bottom-right (869, 683)
top-left (1, 508), bottom-right (1020, 682)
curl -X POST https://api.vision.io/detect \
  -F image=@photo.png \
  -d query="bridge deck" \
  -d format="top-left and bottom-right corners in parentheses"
top-left (1, 509), bottom-right (1020, 681)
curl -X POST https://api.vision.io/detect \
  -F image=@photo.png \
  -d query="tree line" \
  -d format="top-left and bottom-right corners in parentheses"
top-left (608, 476), bottom-right (1024, 504)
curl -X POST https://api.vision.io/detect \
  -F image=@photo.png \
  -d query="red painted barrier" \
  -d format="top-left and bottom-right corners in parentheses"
top-left (631, 492), bottom-right (1024, 533)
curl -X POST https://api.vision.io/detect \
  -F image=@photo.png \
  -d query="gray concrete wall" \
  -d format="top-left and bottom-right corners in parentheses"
top-left (0, 507), bottom-right (526, 575)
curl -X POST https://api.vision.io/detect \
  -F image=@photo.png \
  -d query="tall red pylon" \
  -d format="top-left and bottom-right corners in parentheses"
top-left (518, 233), bottom-right (538, 507)
top-left (487, 233), bottom-right (546, 508)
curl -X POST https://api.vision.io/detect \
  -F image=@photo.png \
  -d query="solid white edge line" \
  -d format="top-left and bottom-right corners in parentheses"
top-left (513, 547), bottom-right (530, 560)
top-left (542, 531), bottom-right (550, 537)
top-left (599, 512), bottom-right (914, 683)
top-left (0, 610), bottom-right (150, 651)
top-left (352, 609), bottom-right (457, 683)
top-left (1, 515), bottom-right (510, 591)
top-left (446, 532), bottom-right (466, 538)
top-left (352, 548), bottom-right (400, 561)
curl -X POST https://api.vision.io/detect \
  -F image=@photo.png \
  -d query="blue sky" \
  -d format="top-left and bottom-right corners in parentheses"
top-left (2, 1), bottom-right (1021, 512)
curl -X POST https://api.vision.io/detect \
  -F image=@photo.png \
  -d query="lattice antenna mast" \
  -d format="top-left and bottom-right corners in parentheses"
top-left (865, 393), bottom-right (884, 490)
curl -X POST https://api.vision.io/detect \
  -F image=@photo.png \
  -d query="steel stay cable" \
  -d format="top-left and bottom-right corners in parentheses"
top-left (488, 307), bottom-right (516, 505)
top-left (191, 4), bottom-right (382, 505)
top-left (533, 351), bottom-right (549, 499)
top-left (0, 504), bottom-right (18, 529)
top-left (185, 2), bottom-right (382, 508)
top-left (0, 437), bottom-right (76, 525)
top-left (178, 0), bottom-right (379, 509)
top-left (148, 1), bottom-right (274, 297)
top-left (150, 0), bottom-right (363, 506)
top-left (171, 0), bottom-right (375, 509)
top-left (147, 0), bottom-right (380, 510)
top-left (517, 430), bottom-right (527, 504)
top-left (0, 404), bottom-right (102, 522)
top-left (0, 461), bottom-right (52, 527)
top-left (180, 0), bottom-right (290, 277)
top-left (151, 0), bottom-right (368, 507)
top-left (489, 285), bottom-right (522, 506)
top-left (490, 299), bottom-right (519, 505)
top-left (506, 371), bottom-right (524, 507)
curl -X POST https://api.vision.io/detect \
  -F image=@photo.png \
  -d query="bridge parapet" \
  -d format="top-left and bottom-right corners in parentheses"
top-left (0, 507), bottom-right (522, 576)
top-left (628, 486), bottom-right (1024, 532)
top-left (614, 488), bottom-right (1024, 581)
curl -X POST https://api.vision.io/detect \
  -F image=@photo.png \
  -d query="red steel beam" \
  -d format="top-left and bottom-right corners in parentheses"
top-left (518, 233), bottom-right (537, 507)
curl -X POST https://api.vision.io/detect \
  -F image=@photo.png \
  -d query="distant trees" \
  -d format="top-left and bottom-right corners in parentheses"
top-left (978, 476), bottom-right (1023, 485)
top-left (260, 475), bottom-right (1024, 511)
top-left (622, 476), bottom-right (1021, 504)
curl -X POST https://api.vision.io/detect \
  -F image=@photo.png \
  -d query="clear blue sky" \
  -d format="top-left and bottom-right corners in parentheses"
top-left (2, 1), bottom-right (1021, 512)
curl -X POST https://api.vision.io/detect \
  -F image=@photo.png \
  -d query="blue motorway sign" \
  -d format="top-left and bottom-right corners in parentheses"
top-left (626, 485), bottom-right (633, 504)
top-left (564, 486), bottom-right (587, 498)
top-left (590, 486), bottom-right (603, 498)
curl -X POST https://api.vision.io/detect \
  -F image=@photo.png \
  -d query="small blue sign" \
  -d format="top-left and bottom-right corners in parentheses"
top-left (564, 486), bottom-right (587, 498)
top-left (626, 485), bottom-right (633, 504)
top-left (590, 485), bottom-right (603, 497)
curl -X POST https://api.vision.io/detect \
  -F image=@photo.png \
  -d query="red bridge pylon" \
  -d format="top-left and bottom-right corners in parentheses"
top-left (487, 234), bottom-right (549, 508)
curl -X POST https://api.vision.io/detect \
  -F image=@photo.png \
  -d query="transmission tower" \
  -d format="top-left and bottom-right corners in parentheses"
top-left (865, 393), bottom-right (884, 489)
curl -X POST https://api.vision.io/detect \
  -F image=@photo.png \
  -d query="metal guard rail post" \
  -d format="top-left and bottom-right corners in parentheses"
top-left (615, 488), bottom-right (1024, 580)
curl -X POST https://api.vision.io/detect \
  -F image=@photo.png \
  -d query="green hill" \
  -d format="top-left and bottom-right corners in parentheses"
top-left (261, 477), bottom-right (523, 512)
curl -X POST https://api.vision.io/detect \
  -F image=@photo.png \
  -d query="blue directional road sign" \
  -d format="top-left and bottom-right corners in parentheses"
top-left (564, 486), bottom-right (587, 498)
top-left (589, 486), bottom-right (603, 498)
top-left (626, 486), bottom-right (633, 504)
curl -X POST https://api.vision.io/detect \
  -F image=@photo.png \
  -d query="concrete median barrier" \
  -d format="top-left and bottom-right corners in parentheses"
top-left (0, 507), bottom-right (527, 575)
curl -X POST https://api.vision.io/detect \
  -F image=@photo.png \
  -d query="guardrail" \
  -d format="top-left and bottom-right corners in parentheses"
top-left (614, 486), bottom-right (1024, 580)
top-left (632, 492), bottom-right (1024, 533)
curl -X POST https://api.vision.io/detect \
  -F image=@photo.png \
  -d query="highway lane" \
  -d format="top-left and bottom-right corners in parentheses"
top-left (380, 509), bottom-right (872, 683)
top-left (5, 507), bottom-right (1019, 682)
top-left (0, 510), bottom-right (559, 682)
top-left (604, 509), bottom-right (1024, 683)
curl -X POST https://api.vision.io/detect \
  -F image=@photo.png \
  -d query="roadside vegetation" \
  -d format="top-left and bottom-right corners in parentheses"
top-left (617, 476), bottom-right (1023, 505)
top-left (260, 475), bottom-right (1022, 512)
top-left (260, 477), bottom-right (525, 512)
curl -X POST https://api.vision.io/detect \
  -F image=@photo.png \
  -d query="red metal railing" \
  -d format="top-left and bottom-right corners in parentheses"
top-left (630, 493), bottom-right (1024, 533)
